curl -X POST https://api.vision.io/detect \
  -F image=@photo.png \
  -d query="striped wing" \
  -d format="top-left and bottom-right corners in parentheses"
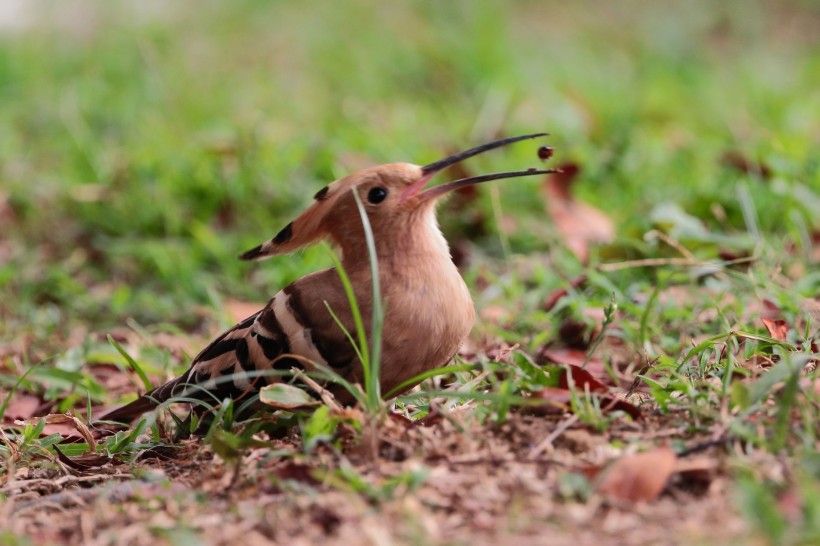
top-left (100, 270), bottom-right (360, 424)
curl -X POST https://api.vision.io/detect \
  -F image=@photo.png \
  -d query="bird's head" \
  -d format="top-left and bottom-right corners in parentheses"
top-left (239, 133), bottom-right (554, 262)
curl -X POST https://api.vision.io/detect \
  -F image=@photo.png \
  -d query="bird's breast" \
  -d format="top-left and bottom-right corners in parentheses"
top-left (377, 258), bottom-right (474, 392)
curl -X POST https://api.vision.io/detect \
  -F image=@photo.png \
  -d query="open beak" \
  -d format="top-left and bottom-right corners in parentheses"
top-left (401, 133), bottom-right (557, 203)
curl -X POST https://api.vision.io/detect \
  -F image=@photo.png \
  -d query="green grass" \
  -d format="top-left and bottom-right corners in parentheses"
top-left (1, 1), bottom-right (819, 544)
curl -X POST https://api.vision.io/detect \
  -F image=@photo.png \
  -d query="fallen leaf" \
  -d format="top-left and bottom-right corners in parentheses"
top-left (530, 387), bottom-right (572, 414)
top-left (761, 317), bottom-right (790, 342)
top-left (529, 385), bottom-right (641, 420)
top-left (596, 446), bottom-right (677, 503)
top-left (15, 413), bottom-right (96, 451)
top-left (259, 383), bottom-right (320, 410)
top-left (53, 445), bottom-right (114, 470)
top-left (761, 299), bottom-right (782, 319)
top-left (598, 397), bottom-right (642, 420)
top-left (225, 299), bottom-right (265, 323)
top-left (538, 347), bottom-right (610, 381)
top-left (2, 393), bottom-right (43, 421)
top-left (87, 363), bottom-right (137, 392)
top-left (542, 164), bottom-right (614, 263)
top-left (556, 364), bottom-right (608, 393)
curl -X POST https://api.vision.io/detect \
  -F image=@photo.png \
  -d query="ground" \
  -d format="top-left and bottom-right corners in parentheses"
top-left (1, 1), bottom-right (819, 545)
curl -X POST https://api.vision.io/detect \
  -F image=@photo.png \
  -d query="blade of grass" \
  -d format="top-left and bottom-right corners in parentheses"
top-left (325, 243), bottom-right (370, 367)
top-left (352, 190), bottom-right (384, 411)
top-left (108, 335), bottom-right (153, 392)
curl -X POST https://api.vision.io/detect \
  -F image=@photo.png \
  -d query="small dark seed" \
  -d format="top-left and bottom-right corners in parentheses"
top-left (537, 145), bottom-right (554, 161)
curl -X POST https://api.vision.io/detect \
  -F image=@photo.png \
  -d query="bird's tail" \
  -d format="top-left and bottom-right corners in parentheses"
top-left (95, 394), bottom-right (160, 426)
top-left (94, 368), bottom-right (200, 427)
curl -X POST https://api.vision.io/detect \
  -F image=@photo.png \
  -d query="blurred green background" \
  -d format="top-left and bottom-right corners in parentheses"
top-left (1, 0), bottom-right (818, 347)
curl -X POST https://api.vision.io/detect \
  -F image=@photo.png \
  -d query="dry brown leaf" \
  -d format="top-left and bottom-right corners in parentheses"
top-left (761, 299), bottom-right (782, 319)
top-left (557, 364), bottom-right (608, 393)
top-left (596, 446), bottom-right (677, 503)
top-left (538, 347), bottom-right (609, 380)
top-left (53, 445), bottom-right (115, 470)
top-left (87, 363), bottom-right (138, 392)
top-left (529, 387), bottom-right (641, 420)
top-left (15, 413), bottom-right (96, 452)
top-left (761, 317), bottom-right (790, 342)
top-left (224, 299), bottom-right (265, 323)
top-left (542, 164), bottom-right (614, 263)
top-left (530, 387), bottom-right (572, 413)
top-left (2, 393), bottom-right (42, 421)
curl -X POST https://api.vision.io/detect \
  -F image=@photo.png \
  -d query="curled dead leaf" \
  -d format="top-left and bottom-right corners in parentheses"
top-left (15, 413), bottom-right (96, 452)
top-left (597, 446), bottom-right (677, 503)
top-left (761, 317), bottom-right (790, 342)
top-left (542, 164), bottom-right (614, 263)
top-left (53, 445), bottom-right (115, 471)
top-left (556, 364), bottom-right (608, 393)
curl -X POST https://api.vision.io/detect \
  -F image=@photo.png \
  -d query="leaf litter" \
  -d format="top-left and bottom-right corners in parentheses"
top-left (1, 320), bottom-right (753, 546)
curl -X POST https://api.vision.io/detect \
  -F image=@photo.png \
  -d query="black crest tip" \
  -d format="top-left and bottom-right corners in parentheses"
top-left (239, 245), bottom-right (264, 260)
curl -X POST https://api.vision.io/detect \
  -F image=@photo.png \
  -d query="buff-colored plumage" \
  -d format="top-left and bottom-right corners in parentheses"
top-left (100, 134), bottom-right (553, 425)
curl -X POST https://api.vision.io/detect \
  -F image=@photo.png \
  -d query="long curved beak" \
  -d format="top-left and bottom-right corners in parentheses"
top-left (401, 133), bottom-right (556, 202)
top-left (417, 168), bottom-right (556, 202)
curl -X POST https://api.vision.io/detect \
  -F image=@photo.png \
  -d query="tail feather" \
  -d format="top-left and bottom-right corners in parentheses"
top-left (96, 394), bottom-right (160, 425)
top-left (96, 369), bottom-right (197, 425)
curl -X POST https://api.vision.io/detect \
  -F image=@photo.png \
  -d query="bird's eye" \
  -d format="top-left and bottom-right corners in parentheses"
top-left (367, 187), bottom-right (388, 204)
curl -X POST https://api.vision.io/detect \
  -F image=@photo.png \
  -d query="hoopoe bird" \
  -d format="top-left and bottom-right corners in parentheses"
top-left (101, 133), bottom-right (554, 425)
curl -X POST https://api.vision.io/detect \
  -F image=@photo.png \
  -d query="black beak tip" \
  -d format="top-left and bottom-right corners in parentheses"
top-left (421, 132), bottom-right (550, 175)
top-left (239, 245), bottom-right (263, 260)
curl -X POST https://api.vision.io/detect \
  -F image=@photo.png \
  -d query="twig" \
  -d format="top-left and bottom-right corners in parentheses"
top-left (293, 370), bottom-right (342, 412)
top-left (598, 256), bottom-right (755, 272)
top-left (645, 230), bottom-right (696, 260)
top-left (527, 414), bottom-right (580, 459)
